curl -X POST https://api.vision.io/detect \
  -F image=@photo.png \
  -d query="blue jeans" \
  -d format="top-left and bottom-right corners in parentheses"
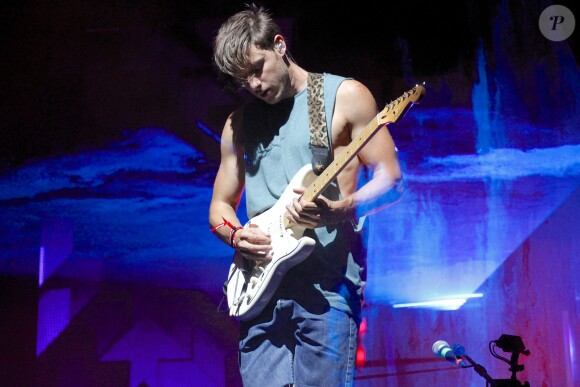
top-left (239, 299), bottom-right (359, 387)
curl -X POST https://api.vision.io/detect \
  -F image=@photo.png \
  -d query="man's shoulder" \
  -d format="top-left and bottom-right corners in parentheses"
top-left (322, 72), bottom-right (352, 83)
top-left (322, 73), bottom-right (357, 95)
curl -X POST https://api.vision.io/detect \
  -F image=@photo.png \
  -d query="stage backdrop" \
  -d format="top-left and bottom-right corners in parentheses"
top-left (1, 1), bottom-right (578, 386)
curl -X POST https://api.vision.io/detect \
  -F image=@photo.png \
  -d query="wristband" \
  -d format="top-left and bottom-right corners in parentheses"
top-left (230, 227), bottom-right (243, 248)
top-left (210, 217), bottom-right (238, 233)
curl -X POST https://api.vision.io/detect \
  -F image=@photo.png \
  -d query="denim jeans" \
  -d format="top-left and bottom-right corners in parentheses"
top-left (239, 299), bottom-right (359, 387)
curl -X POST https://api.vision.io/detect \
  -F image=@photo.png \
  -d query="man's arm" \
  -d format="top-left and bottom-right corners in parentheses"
top-left (209, 112), bottom-right (272, 259)
top-left (285, 79), bottom-right (403, 227)
top-left (209, 114), bottom-right (245, 246)
top-left (339, 79), bottom-right (404, 218)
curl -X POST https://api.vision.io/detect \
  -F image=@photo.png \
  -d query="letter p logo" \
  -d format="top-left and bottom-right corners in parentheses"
top-left (550, 15), bottom-right (565, 31)
top-left (539, 5), bottom-right (575, 41)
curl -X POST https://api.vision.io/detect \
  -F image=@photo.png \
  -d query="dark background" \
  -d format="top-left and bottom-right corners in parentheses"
top-left (2, 0), bottom-right (577, 168)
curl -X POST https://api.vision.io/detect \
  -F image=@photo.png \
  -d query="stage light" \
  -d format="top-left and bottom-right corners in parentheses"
top-left (355, 317), bottom-right (367, 368)
top-left (392, 293), bottom-right (483, 310)
top-left (359, 317), bottom-right (367, 335)
top-left (355, 345), bottom-right (366, 368)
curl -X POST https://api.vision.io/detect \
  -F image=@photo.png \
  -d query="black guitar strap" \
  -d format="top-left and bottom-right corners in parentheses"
top-left (307, 72), bottom-right (332, 175)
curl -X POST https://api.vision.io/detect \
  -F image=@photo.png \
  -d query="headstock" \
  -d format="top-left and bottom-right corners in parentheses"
top-left (377, 83), bottom-right (426, 126)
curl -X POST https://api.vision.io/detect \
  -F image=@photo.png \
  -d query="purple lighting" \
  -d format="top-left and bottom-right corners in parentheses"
top-left (38, 246), bottom-right (45, 287)
top-left (36, 289), bottom-right (71, 356)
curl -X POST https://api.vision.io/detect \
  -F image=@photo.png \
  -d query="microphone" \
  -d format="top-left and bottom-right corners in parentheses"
top-left (432, 340), bottom-right (468, 367)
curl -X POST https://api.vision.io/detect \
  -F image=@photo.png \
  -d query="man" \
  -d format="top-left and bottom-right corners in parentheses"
top-left (209, 4), bottom-right (403, 386)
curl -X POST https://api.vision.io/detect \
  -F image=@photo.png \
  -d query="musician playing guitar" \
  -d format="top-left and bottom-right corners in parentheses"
top-left (209, 4), bottom-right (405, 386)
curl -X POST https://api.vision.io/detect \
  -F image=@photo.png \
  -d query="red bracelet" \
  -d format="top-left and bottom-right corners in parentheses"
top-left (230, 227), bottom-right (243, 248)
top-left (210, 217), bottom-right (237, 233)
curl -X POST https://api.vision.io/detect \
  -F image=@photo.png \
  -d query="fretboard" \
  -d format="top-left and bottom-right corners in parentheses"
top-left (302, 114), bottom-right (382, 202)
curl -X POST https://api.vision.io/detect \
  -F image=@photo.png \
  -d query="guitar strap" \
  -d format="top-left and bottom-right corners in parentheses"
top-left (307, 72), bottom-right (332, 175)
top-left (308, 72), bottom-right (368, 232)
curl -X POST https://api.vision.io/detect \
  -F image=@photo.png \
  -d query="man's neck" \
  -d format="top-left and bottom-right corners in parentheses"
top-left (288, 63), bottom-right (308, 95)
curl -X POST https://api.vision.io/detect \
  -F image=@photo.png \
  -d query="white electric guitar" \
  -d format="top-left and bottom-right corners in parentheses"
top-left (226, 84), bottom-right (425, 320)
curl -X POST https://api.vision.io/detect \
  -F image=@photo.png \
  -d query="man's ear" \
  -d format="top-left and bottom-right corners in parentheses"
top-left (273, 34), bottom-right (285, 53)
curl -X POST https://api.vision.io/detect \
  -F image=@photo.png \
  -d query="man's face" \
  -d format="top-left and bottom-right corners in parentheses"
top-left (236, 46), bottom-right (289, 104)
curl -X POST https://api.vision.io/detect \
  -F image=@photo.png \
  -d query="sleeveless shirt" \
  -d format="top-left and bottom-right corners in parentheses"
top-left (240, 73), bottom-right (366, 318)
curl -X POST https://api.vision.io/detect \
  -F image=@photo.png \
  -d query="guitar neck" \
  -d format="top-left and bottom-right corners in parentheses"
top-left (282, 84), bottom-right (424, 229)
top-left (302, 114), bottom-right (383, 202)
top-left (301, 83), bottom-right (425, 202)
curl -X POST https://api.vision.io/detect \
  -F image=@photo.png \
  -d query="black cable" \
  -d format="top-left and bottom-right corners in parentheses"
top-left (489, 341), bottom-right (510, 364)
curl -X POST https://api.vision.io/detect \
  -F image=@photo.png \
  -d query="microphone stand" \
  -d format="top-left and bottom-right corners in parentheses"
top-left (459, 354), bottom-right (530, 387)
top-left (459, 355), bottom-right (494, 385)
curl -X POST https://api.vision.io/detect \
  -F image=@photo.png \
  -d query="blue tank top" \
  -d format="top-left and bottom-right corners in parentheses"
top-left (240, 73), bottom-right (365, 318)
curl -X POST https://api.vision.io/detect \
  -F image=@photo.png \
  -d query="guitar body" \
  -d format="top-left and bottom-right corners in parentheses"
top-left (226, 164), bottom-right (318, 320)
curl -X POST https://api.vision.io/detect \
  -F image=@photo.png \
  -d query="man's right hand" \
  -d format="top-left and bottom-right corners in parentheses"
top-left (235, 224), bottom-right (273, 261)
